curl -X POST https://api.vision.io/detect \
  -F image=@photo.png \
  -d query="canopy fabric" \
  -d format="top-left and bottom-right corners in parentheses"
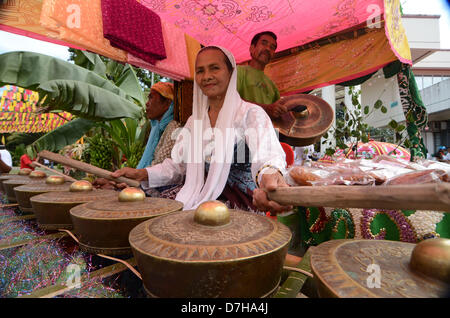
top-left (0, 0), bottom-right (199, 80)
top-left (265, 26), bottom-right (398, 95)
top-left (384, 0), bottom-right (412, 64)
top-left (40, 0), bottom-right (129, 63)
top-left (140, 0), bottom-right (387, 63)
top-left (0, 0), bottom-right (83, 49)
top-left (0, 0), bottom-right (411, 88)
top-left (0, 85), bottom-right (73, 133)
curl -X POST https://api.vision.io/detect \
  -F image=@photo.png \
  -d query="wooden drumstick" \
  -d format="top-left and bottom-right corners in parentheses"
top-left (267, 183), bottom-right (450, 212)
top-left (38, 150), bottom-right (141, 188)
top-left (31, 161), bottom-right (77, 182)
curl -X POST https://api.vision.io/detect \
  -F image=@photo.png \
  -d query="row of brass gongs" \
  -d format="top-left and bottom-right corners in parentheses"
top-left (0, 169), bottom-right (292, 298)
top-left (2, 168), bottom-right (449, 298)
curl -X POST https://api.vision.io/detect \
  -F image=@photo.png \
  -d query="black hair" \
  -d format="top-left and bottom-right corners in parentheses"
top-left (250, 31), bottom-right (277, 47)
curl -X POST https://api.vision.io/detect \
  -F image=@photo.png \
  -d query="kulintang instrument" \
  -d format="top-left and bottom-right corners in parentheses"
top-left (70, 187), bottom-right (183, 256)
top-left (2, 170), bottom-right (47, 204)
top-left (30, 180), bottom-right (117, 230)
top-left (14, 175), bottom-right (72, 213)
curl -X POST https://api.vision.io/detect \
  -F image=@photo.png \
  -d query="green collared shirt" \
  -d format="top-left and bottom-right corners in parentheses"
top-left (237, 65), bottom-right (280, 105)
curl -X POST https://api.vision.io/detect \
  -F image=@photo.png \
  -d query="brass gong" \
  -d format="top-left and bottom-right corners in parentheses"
top-left (14, 176), bottom-right (72, 213)
top-left (310, 239), bottom-right (450, 298)
top-left (70, 188), bottom-right (183, 256)
top-left (30, 180), bottom-right (117, 230)
top-left (0, 173), bottom-right (18, 192)
top-left (272, 94), bottom-right (334, 147)
top-left (129, 201), bottom-right (292, 298)
top-left (3, 171), bottom-right (47, 203)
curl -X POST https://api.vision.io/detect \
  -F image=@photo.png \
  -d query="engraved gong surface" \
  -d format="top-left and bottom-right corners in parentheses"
top-left (0, 174), bottom-right (21, 181)
top-left (15, 182), bottom-right (72, 193)
top-left (70, 197), bottom-right (184, 219)
top-left (3, 178), bottom-right (45, 186)
top-left (31, 189), bottom-right (117, 204)
top-left (129, 210), bottom-right (292, 262)
top-left (310, 239), bottom-right (449, 298)
top-left (272, 94), bottom-right (334, 144)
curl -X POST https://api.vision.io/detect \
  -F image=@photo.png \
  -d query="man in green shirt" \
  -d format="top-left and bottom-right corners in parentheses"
top-left (237, 31), bottom-right (288, 119)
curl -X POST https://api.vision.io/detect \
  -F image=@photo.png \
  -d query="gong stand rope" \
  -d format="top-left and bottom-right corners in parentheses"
top-left (57, 229), bottom-right (142, 280)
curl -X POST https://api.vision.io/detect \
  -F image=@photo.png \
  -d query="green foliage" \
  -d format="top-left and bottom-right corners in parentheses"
top-left (37, 79), bottom-right (142, 120)
top-left (324, 86), bottom-right (410, 158)
top-left (0, 50), bottom-right (153, 169)
top-left (83, 132), bottom-right (114, 171)
top-left (31, 118), bottom-right (95, 153)
top-left (11, 143), bottom-right (26, 166)
top-left (99, 118), bottom-right (150, 169)
top-left (6, 132), bottom-right (44, 148)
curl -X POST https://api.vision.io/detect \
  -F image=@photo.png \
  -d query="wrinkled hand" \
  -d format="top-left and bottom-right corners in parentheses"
top-left (253, 168), bottom-right (293, 215)
top-left (92, 177), bottom-right (117, 190)
top-left (110, 167), bottom-right (148, 189)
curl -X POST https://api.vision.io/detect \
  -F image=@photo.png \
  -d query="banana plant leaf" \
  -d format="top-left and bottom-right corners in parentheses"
top-left (37, 80), bottom-right (142, 120)
top-left (0, 51), bottom-right (141, 105)
top-left (72, 50), bottom-right (107, 78)
top-left (31, 118), bottom-right (95, 153)
top-left (115, 64), bottom-right (145, 107)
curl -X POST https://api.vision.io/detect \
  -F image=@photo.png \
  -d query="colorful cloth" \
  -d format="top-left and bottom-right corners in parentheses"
top-left (0, 85), bottom-right (73, 133)
top-left (40, 0), bottom-right (128, 62)
top-left (280, 206), bottom-right (450, 252)
top-left (126, 21), bottom-right (199, 81)
top-left (237, 65), bottom-right (280, 104)
top-left (384, 0), bottom-right (412, 64)
top-left (265, 26), bottom-right (398, 95)
top-left (101, 0), bottom-right (166, 65)
top-left (397, 64), bottom-right (428, 160)
top-left (137, 102), bottom-right (174, 169)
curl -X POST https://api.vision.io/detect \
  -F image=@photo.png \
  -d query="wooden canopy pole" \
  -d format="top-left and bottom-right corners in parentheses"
top-left (267, 183), bottom-right (450, 211)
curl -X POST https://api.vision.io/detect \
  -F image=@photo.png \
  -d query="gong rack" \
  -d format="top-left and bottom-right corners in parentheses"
top-left (0, 191), bottom-right (313, 299)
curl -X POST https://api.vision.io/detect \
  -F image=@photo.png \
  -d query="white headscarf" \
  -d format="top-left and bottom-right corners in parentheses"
top-left (175, 46), bottom-right (242, 210)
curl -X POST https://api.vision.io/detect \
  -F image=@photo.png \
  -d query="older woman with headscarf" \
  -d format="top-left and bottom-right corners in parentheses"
top-left (110, 46), bottom-right (292, 214)
top-left (137, 81), bottom-right (178, 168)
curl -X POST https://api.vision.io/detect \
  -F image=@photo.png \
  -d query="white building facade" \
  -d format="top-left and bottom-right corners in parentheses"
top-left (361, 14), bottom-right (450, 156)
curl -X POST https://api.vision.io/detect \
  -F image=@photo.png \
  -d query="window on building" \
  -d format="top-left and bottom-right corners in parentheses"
top-left (423, 76), bottom-right (433, 89)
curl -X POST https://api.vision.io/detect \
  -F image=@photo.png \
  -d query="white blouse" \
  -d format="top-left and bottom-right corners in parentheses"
top-left (141, 103), bottom-right (287, 190)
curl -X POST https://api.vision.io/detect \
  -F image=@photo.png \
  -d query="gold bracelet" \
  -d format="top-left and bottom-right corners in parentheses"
top-left (255, 164), bottom-right (283, 188)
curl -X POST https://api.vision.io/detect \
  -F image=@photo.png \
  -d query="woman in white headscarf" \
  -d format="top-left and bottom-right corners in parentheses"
top-left (110, 45), bottom-right (292, 214)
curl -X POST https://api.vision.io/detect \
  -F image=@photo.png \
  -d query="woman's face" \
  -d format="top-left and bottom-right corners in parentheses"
top-left (146, 90), bottom-right (169, 120)
top-left (195, 49), bottom-right (232, 99)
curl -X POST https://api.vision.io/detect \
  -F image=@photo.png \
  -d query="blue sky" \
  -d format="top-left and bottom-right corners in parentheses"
top-left (0, 0), bottom-right (449, 61)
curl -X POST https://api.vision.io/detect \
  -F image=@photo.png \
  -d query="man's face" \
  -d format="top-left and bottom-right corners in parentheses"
top-left (146, 90), bottom-right (169, 120)
top-left (250, 34), bottom-right (277, 67)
